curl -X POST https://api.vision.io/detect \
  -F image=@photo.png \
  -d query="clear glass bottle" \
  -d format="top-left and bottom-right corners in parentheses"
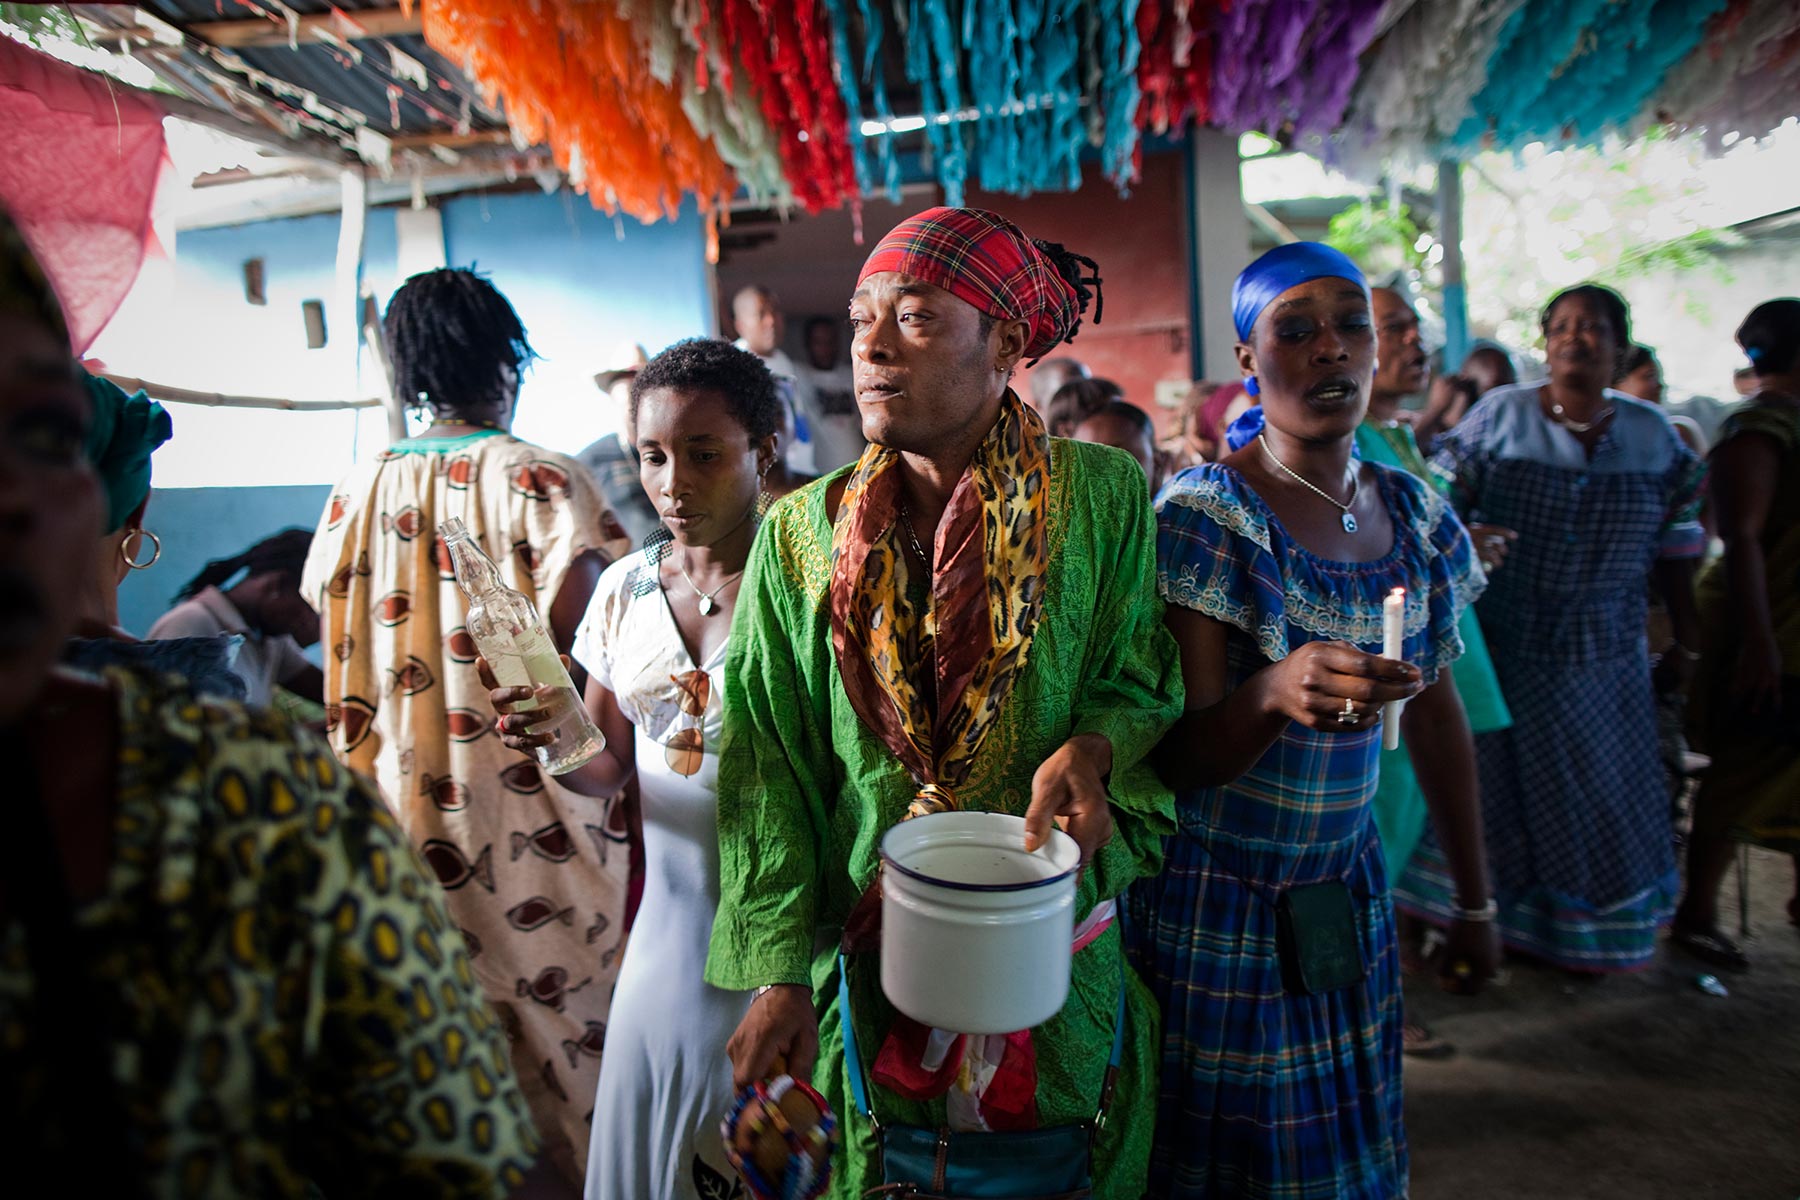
top-left (439, 517), bottom-right (604, 775)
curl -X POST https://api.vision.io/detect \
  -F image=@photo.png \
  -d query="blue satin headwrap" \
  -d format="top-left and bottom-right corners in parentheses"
top-left (1223, 404), bottom-right (1364, 459)
top-left (1231, 241), bottom-right (1369, 343)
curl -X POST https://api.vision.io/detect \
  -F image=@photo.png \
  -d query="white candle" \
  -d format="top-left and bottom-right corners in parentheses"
top-left (1382, 587), bottom-right (1406, 751)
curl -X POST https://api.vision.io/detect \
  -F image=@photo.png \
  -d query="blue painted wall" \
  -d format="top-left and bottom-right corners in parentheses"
top-left (118, 484), bottom-right (333, 641)
top-left (97, 191), bottom-right (712, 636)
top-left (92, 190), bottom-right (713, 488)
top-left (439, 191), bottom-right (715, 451)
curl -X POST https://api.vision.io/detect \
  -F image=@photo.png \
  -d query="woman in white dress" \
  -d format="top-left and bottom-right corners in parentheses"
top-left (484, 339), bottom-right (782, 1199)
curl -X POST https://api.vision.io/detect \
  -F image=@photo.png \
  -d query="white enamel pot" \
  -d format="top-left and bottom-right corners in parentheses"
top-left (879, 811), bottom-right (1080, 1034)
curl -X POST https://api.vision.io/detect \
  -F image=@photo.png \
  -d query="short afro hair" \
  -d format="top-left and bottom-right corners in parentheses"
top-left (629, 338), bottom-right (782, 443)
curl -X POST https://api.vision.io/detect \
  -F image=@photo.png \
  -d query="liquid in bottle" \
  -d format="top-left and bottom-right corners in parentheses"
top-left (439, 517), bottom-right (604, 775)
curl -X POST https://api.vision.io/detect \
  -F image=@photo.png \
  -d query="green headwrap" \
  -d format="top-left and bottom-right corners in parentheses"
top-left (82, 374), bottom-right (173, 534)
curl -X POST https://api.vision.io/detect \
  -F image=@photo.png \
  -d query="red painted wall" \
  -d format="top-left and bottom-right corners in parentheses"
top-left (972, 155), bottom-right (1192, 432)
top-left (717, 152), bottom-right (1195, 433)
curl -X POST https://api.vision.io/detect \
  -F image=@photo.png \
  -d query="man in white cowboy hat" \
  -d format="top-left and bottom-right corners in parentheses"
top-left (577, 342), bottom-right (662, 546)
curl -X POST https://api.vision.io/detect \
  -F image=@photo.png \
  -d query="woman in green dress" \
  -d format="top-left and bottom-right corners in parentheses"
top-left (1358, 290), bottom-right (1514, 951)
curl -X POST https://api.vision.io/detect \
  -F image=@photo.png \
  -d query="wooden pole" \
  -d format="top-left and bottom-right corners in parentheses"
top-left (100, 375), bottom-right (381, 411)
top-left (363, 311), bottom-right (408, 442)
top-left (336, 166), bottom-right (370, 408)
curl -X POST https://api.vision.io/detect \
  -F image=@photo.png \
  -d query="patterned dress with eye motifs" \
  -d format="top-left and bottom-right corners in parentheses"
top-left (303, 428), bottom-right (632, 1187)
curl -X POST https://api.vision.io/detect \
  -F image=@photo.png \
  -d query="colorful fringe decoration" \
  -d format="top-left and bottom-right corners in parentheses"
top-left (1206, 0), bottom-right (1388, 138)
top-left (420, 0), bottom-right (736, 221)
top-left (1636, 0), bottom-right (1800, 152)
top-left (1451, 0), bottom-right (1729, 152)
top-left (1332, 0), bottom-right (1531, 175)
top-left (1137, 0), bottom-right (1218, 136)
top-left (409, 0), bottom-right (1800, 222)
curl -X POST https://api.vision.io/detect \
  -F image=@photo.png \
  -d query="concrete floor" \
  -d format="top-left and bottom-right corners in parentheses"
top-left (1403, 848), bottom-right (1800, 1200)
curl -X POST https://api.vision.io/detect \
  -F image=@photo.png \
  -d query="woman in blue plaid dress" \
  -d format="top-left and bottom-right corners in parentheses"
top-left (1394, 285), bottom-right (1707, 973)
top-left (1126, 243), bottom-right (1499, 1200)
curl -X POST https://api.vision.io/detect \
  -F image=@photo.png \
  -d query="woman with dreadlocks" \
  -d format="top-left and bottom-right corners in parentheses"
top-left (302, 267), bottom-right (630, 1191)
top-left (148, 528), bottom-right (322, 707)
top-left (707, 207), bottom-right (1182, 1199)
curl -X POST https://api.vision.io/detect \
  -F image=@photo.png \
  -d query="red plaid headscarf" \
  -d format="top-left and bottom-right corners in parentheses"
top-left (857, 206), bottom-right (1087, 359)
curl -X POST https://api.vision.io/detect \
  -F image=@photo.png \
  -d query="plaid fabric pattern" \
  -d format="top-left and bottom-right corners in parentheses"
top-left (1120, 463), bottom-right (1486, 1199)
top-left (1395, 387), bottom-right (1702, 971)
top-left (858, 206), bottom-right (1078, 358)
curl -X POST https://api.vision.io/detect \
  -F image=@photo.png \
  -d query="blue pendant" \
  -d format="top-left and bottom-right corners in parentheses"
top-left (1342, 512), bottom-right (1358, 533)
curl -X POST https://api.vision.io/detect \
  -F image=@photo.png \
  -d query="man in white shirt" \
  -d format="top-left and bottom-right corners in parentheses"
top-left (732, 284), bottom-right (823, 475)
top-left (797, 314), bottom-right (865, 471)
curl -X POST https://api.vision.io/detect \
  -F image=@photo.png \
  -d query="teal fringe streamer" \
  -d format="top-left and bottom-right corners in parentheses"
top-left (822, 0), bottom-right (876, 199)
top-left (856, 0), bottom-right (903, 198)
top-left (899, 0), bottom-right (965, 203)
top-left (1453, 0), bottom-right (1727, 152)
top-left (830, 0), bottom-right (1142, 202)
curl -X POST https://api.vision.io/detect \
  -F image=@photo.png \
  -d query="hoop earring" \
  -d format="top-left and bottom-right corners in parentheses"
top-left (120, 527), bottom-right (162, 571)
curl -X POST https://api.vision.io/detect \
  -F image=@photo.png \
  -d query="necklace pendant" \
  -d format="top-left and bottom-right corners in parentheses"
top-left (697, 595), bottom-right (716, 616)
top-left (1341, 512), bottom-right (1359, 534)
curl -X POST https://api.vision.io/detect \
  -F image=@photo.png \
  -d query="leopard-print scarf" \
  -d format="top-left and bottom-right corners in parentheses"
top-left (830, 391), bottom-right (1050, 809)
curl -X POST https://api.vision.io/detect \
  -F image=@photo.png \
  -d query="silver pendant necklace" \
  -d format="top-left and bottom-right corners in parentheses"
top-left (1258, 435), bottom-right (1361, 533)
top-left (1548, 400), bottom-right (1614, 433)
top-left (678, 554), bottom-right (744, 616)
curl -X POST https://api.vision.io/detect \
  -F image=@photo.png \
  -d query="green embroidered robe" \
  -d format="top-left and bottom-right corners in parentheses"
top-left (706, 439), bottom-right (1182, 1199)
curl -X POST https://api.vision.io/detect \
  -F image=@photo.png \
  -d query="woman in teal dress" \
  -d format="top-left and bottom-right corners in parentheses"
top-left (1358, 286), bottom-right (1514, 881)
top-left (1355, 423), bottom-right (1512, 872)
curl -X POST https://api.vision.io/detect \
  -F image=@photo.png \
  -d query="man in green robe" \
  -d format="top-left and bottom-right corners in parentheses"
top-left (705, 206), bottom-right (1182, 1198)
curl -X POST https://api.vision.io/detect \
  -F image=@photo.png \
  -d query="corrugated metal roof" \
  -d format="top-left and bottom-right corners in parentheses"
top-left (104, 2), bottom-right (506, 143)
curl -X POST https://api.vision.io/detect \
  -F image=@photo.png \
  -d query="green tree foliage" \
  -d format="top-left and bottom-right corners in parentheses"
top-left (1326, 200), bottom-right (1427, 280)
top-left (0, 4), bottom-right (80, 46)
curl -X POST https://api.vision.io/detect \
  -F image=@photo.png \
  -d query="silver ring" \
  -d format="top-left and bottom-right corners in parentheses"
top-left (1337, 697), bottom-right (1359, 724)
top-left (1480, 557), bottom-right (1496, 572)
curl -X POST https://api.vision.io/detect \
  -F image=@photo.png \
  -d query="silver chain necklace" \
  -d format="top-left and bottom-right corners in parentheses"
top-left (1258, 435), bottom-right (1361, 533)
top-left (899, 506), bottom-right (932, 565)
top-left (1548, 400), bottom-right (1614, 433)
top-left (678, 554), bottom-right (744, 616)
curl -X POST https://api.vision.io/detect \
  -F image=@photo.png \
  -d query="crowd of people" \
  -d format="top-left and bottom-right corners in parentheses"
top-left (3, 191), bottom-right (1797, 1200)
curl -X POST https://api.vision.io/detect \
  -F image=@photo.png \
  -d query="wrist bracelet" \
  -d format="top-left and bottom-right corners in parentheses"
top-left (753, 985), bottom-right (776, 999)
top-left (1451, 897), bottom-right (1499, 923)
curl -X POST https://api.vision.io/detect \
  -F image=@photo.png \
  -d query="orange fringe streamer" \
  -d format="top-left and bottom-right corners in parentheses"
top-left (421, 0), bottom-right (738, 223)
